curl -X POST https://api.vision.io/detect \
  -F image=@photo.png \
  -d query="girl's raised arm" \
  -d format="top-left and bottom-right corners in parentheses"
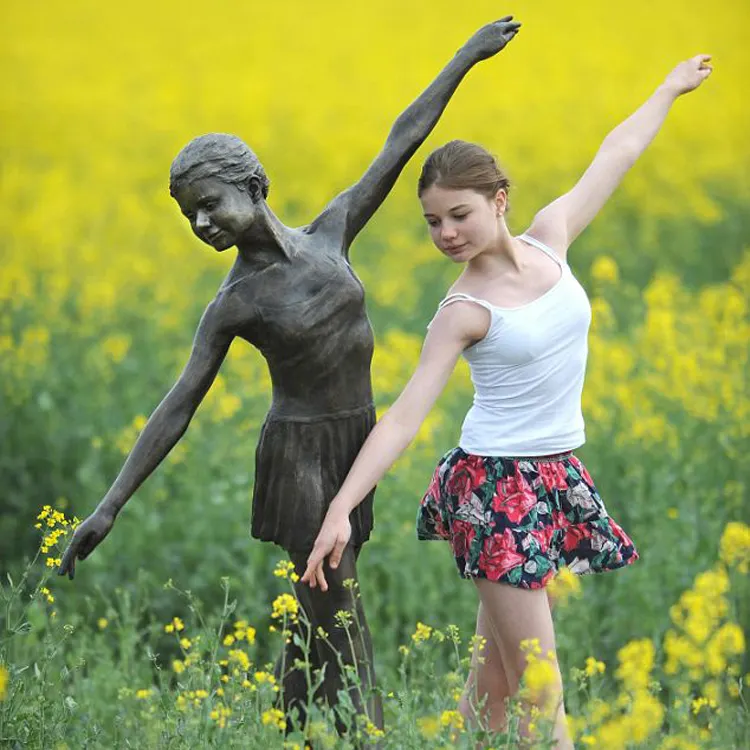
top-left (301, 301), bottom-right (490, 590)
top-left (528, 55), bottom-right (713, 255)
top-left (314, 17), bottom-right (521, 250)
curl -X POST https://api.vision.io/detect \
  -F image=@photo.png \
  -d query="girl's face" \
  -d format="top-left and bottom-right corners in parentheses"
top-left (420, 185), bottom-right (505, 263)
top-left (174, 177), bottom-right (258, 252)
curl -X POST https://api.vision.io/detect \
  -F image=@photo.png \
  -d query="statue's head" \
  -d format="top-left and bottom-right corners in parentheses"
top-left (169, 133), bottom-right (270, 252)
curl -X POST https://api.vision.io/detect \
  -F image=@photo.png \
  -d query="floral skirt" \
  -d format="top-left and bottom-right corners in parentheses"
top-left (416, 447), bottom-right (639, 589)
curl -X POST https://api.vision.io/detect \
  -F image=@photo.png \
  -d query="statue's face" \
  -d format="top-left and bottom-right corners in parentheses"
top-left (174, 176), bottom-right (258, 252)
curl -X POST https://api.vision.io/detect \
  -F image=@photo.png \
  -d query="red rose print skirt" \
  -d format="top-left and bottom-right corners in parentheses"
top-left (416, 448), bottom-right (638, 589)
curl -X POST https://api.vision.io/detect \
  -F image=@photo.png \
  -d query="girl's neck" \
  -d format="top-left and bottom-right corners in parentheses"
top-left (467, 224), bottom-right (525, 277)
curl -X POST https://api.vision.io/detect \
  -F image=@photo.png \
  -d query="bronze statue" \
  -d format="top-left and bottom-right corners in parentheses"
top-left (59, 16), bottom-right (521, 737)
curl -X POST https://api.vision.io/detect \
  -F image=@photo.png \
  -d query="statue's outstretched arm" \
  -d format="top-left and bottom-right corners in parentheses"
top-left (58, 299), bottom-right (235, 579)
top-left (319, 17), bottom-right (521, 249)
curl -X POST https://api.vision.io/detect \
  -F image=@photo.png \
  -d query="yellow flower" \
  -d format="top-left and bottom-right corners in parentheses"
top-left (439, 710), bottom-right (464, 731)
top-left (411, 621), bottom-right (432, 644)
top-left (223, 634), bottom-right (235, 646)
top-left (547, 567), bottom-right (582, 605)
top-left (228, 649), bottom-right (251, 671)
top-left (719, 521), bottom-right (750, 572)
top-left (591, 255), bottom-right (620, 284)
top-left (271, 594), bottom-right (299, 622)
top-left (417, 716), bottom-right (440, 740)
top-left (261, 708), bottom-right (286, 731)
top-left (363, 719), bottom-right (384, 738)
top-left (172, 660), bottom-right (185, 674)
top-left (254, 671), bottom-right (276, 685)
top-left (179, 637), bottom-right (191, 650)
top-left (97, 618), bottom-right (108, 630)
top-left (615, 639), bottom-right (655, 692)
top-left (135, 688), bottom-right (153, 699)
top-left (0, 665), bottom-right (8, 701)
top-left (584, 656), bottom-right (606, 677)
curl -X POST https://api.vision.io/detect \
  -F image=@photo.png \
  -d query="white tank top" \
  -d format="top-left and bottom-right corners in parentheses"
top-left (434, 234), bottom-right (592, 457)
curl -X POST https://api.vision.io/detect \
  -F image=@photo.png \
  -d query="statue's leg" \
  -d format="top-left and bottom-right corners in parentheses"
top-left (288, 546), bottom-right (384, 741)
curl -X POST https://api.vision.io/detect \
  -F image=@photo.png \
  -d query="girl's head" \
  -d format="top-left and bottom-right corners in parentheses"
top-left (418, 140), bottom-right (511, 262)
top-left (169, 134), bottom-right (270, 251)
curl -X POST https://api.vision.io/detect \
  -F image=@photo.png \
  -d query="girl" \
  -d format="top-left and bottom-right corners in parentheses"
top-left (302, 54), bottom-right (713, 746)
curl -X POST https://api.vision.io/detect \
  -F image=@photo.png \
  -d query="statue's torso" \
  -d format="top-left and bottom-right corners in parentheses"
top-left (230, 234), bottom-right (374, 418)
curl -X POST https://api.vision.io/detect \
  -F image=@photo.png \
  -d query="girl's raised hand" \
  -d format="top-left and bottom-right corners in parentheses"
top-left (463, 16), bottom-right (522, 62)
top-left (663, 55), bottom-right (713, 97)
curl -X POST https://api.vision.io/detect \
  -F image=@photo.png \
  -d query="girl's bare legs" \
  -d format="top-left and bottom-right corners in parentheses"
top-left (459, 601), bottom-right (512, 731)
top-left (473, 580), bottom-right (572, 749)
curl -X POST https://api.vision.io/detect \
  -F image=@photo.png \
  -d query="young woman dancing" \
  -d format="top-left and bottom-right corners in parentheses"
top-left (302, 54), bottom-right (712, 747)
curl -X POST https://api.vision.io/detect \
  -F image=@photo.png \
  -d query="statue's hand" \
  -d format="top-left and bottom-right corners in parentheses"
top-left (57, 508), bottom-right (116, 580)
top-left (463, 16), bottom-right (521, 62)
top-left (663, 55), bottom-right (712, 97)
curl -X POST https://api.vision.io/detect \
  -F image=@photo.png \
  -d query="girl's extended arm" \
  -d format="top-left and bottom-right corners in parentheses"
top-left (315, 17), bottom-right (521, 248)
top-left (301, 302), bottom-right (489, 590)
top-left (58, 298), bottom-right (236, 579)
top-left (529, 55), bottom-right (713, 254)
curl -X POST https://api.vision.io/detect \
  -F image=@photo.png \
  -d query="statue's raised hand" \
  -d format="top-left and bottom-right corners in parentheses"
top-left (57, 508), bottom-right (116, 580)
top-left (463, 16), bottom-right (521, 62)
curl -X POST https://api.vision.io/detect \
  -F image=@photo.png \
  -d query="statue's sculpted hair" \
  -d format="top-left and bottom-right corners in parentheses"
top-left (169, 133), bottom-right (270, 199)
top-left (418, 140), bottom-right (510, 209)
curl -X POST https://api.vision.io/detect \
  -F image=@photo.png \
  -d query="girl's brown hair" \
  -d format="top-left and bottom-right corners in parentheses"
top-left (417, 140), bottom-right (510, 207)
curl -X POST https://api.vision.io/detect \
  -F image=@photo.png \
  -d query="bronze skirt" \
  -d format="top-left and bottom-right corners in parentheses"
top-left (251, 404), bottom-right (376, 553)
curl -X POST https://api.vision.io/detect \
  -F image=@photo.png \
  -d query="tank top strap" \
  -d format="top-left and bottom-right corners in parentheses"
top-left (428, 292), bottom-right (496, 329)
top-left (437, 292), bottom-right (496, 313)
top-left (517, 233), bottom-right (565, 268)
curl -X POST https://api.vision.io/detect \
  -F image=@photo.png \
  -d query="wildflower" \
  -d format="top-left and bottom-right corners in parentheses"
top-left (40, 587), bottom-right (54, 604)
top-left (210, 704), bottom-right (232, 728)
top-left (273, 559), bottom-right (299, 582)
top-left (584, 656), bottom-right (606, 677)
top-left (172, 660), bottom-right (185, 674)
top-left (411, 621), bottom-right (432, 644)
top-left (547, 567), bottom-right (582, 605)
top-left (164, 616), bottom-right (184, 633)
top-left (97, 618), bottom-right (108, 630)
top-left (615, 639), bottom-right (655, 692)
top-left (135, 688), bottom-right (153, 699)
top-left (0, 665), bottom-right (8, 701)
top-left (363, 719), bottom-right (384, 738)
top-left (223, 634), bottom-right (235, 646)
top-left (719, 521), bottom-right (750, 573)
top-left (261, 708), bottom-right (286, 731)
top-left (591, 256), bottom-right (620, 284)
top-left (271, 594), bottom-right (298, 623)
top-left (440, 709), bottom-right (464, 731)
top-left (254, 671), bottom-right (276, 685)
top-left (228, 649), bottom-right (251, 671)
top-left (417, 716), bottom-right (440, 740)
top-left (523, 651), bottom-right (560, 703)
